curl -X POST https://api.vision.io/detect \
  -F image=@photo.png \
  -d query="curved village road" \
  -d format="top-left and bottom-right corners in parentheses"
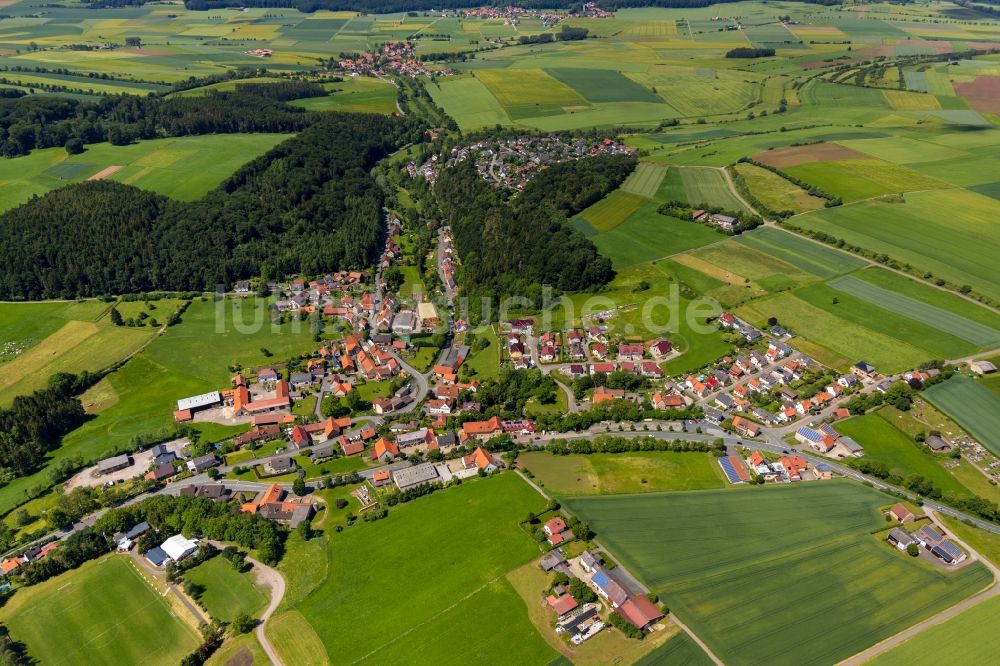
top-left (206, 540), bottom-right (286, 665)
top-left (387, 349), bottom-right (429, 413)
top-left (250, 555), bottom-right (286, 666)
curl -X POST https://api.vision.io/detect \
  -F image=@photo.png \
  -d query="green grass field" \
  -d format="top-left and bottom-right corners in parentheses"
top-left (925, 375), bottom-right (1000, 456)
top-left (634, 630), bottom-right (715, 666)
top-left (794, 189), bottom-right (1000, 300)
top-left (0, 134), bottom-right (288, 212)
top-left (288, 78), bottom-right (398, 114)
top-left (282, 474), bottom-right (556, 664)
top-left (620, 163), bottom-right (669, 198)
top-left (736, 290), bottom-right (932, 372)
top-left (785, 158), bottom-right (948, 202)
top-left (837, 411), bottom-right (974, 498)
top-left (677, 167), bottom-right (746, 210)
top-left (735, 227), bottom-right (867, 279)
top-left (518, 451), bottom-right (725, 496)
top-left (1, 556), bottom-right (201, 665)
top-left (183, 555), bottom-right (268, 623)
top-left (827, 275), bottom-right (1000, 348)
top-left (731, 162), bottom-right (826, 214)
top-left (590, 201), bottom-right (721, 267)
top-left (0, 300), bottom-right (156, 406)
top-left (463, 325), bottom-right (500, 380)
top-left (565, 482), bottom-right (993, 666)
top-left (574, 190), bottom-right (648, 232)
top-left (872, 594), bottom-right (1000, 666)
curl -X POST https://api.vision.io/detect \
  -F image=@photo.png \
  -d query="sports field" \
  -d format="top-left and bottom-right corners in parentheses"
top-left (282, 474), bottom-right (555, 664)
top-left (518, 451), bottom-right (725, 496)
top-left (183, 556), bottom-right (268, 623)
top-left (565, 482), bottom-right (993, 666)
top-left (0, 134), bottom-right (288, 212)
top-left (925, 376), bottom-right (1000, 456)
top-left (1, 556), bottom-right (201, 665)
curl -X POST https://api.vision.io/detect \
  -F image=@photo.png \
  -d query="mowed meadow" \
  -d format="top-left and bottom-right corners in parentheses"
top-left (271, 474), bottom-right (557, 665)
top-left (0, 555), bottom-right (201, 666)
top-left (566, 482), bottom-right (994, 666)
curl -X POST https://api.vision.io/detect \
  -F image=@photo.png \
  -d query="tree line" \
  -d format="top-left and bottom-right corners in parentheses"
top-left (0, 113), bottom-right (424, 299)
top-left (0, 372), bottom-right (95, 485)
top-left (0, 91), bottom-right (315, 158)
top-left (434, 156), bottom-right (628, 311)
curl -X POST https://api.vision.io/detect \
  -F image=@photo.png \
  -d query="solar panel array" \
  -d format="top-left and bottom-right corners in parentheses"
top-left (719, 457), bottom-right (746, 484)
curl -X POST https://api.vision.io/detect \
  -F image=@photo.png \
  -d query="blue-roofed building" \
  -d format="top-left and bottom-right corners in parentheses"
top-left (144, 547), bottom-right (169, 567)
top-left (592, 569), bottom-right (610, 590)
top-left (931, 540), bottom-right (967, 564)
top-left (590, 569), bottom-right (628, 607)
top-left (914, 525), bottom-right (944, 549)
top-left (794, 427), bottom-right (824, 445)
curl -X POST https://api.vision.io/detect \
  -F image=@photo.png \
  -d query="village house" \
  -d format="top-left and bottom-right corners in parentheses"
top-left (372, 438), bottom-right (400, 463)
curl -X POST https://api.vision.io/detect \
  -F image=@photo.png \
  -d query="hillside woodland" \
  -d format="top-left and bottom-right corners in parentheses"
top-left (435, 154), bottom-right (633, 307)
top-left (0, 113), bottom-right (423, 298)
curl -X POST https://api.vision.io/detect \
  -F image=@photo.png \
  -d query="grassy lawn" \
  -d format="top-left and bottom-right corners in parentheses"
top-left (518, 451), bottom-right (726, 496)
top-left (183, 555), bottom-right (268, 623)
top-left (926, 375), bottom-right (1000, 457)
top-left (206, 633), bottom-right (269, 666)
top-left (837, 411), bottom-right (973, 498)
top-left (284, 474), bottom-right (556, 664)
top-left (463, 325), bottom-right (500, 380)
top-left (354, 379), bottom-right (394, 402)
top-left (409, 345), bottom-right (438, 373)
top-left (565, 481), bottom-right (993, 666)
top-left (1, 556), bottom-right (201, 665)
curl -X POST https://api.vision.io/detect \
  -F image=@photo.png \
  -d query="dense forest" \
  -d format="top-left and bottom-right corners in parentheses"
top-left (435, 155), bottom-right (625, 307)
top-left (516, 153), bottom-right (636, 217)
top-left (0, 91), bottom-right (313, 157)
top-left (0, 373), bottom-right (92, 484)
top-left (92, 0), bottom-right (840, 12)
top-left (0, 113), bottom-right (423, 298)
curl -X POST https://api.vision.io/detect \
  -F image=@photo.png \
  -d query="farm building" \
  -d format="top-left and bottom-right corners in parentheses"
top-left (547, 594), bottom-right (579, 617)
top-left (97, 454), bottom-right (132, 476)
top-left (175, 391), bottom-right (222, 418)
top-left (925, 435), bottom-right (953, 452)
top-left (970, 361), bottom-right (996, 375)
top-left (392, 463), bottom-right (439, 491)
top-left (889, 503), bottom-right (914, 524)
top-left (887, 528), bottom-right (916, 551)
top-left (616, 596), bottom-right (664, 631)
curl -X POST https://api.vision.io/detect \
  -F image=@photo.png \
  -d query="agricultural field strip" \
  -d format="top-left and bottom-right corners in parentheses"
top-left (621, 163), bottom-right (669, 198)
top-left (925, 377), bottom-right (1000, 457)
top-left (828, 275), bottom-right (1000, 347)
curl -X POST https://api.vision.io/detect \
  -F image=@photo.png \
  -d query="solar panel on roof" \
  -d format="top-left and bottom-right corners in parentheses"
top-left (718, 457), bottom-right (745, 484)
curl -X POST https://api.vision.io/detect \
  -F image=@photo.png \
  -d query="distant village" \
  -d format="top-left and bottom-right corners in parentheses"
top-left (409, 135), bottom-right (635, 190)
top-left (337, 40), bottom-right (453, 79)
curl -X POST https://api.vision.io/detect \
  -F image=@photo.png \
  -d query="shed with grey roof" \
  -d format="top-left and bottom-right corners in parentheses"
top-left (393, 462), bottom-right (439, 491)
